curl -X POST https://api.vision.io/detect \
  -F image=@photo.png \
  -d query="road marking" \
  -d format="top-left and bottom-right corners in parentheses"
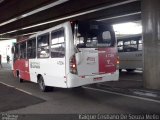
top-left (0, 81), bottom-right (32, 95)
top-left (0, 81), bottom-right (14, 88)
top-left (15, 88), bottom-right (32, 95)
top-left (84, 86), bottom-right (160, 104)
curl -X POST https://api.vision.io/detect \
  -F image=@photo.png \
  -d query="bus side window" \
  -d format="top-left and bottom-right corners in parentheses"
top-left (27, 38), bottom-right (36, 59)
top-left (138, 39), bottom-right (143, 51)
top-left (20, 42), bottom-right (27, 59)
top-left (37, 33), bottom-right (50, 58)
top-left (117, 41), bottom-right (123, 52)
top-left (124, 40), bottom-right (131, 52)
top-left (51, 28), bottom-right (65, 58)
top-left (14, 44), bottom-right (19, 60)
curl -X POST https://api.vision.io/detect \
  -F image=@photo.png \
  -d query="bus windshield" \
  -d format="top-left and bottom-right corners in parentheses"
top-left (73, 21), bottom-right (115, 48)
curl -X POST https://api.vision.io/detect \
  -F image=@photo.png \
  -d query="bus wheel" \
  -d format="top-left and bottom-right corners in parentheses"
top-left (38, 76), bottom-right (47, 92)
top-left (38, 76), bottom-right (53, 92)
top-left (17, 74), bottom-right (23, 83)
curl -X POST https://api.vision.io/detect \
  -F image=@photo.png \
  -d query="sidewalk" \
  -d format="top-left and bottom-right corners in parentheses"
top-left (0, 63), bottom-right (11, 71)
top-left (96, 71), bottom-right (160, 100)
top-left (98, 70), bottom-right (143, 90)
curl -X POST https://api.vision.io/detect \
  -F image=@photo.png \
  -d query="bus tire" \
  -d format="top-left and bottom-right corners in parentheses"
top-left (17, 72), bottom-right (23, 83)
top-left (18, 76), bottom-right (23, 83)
top-left (19, 77), bottom-right (23, 83)
top-left (38, 76), bottom-right (53, 92)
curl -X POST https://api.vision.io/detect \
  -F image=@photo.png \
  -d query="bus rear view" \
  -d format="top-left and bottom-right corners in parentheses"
top-left (67, 21), bottom-right (119, 87)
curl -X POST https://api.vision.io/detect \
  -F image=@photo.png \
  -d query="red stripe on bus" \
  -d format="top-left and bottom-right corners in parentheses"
top-left (98, 48), bottom-right (117, 73)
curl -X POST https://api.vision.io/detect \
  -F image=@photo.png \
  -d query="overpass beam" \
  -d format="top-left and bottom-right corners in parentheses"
top-left (142, 0), bottom-right (160, 90)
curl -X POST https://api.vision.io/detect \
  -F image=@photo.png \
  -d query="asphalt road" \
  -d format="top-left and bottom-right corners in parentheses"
top-left (0, 83), bottom-right (45, 112)
top-left (0, 63), bottom-right (160, 120)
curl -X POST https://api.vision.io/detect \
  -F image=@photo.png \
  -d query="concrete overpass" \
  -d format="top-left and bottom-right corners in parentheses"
top-left (0, 0), bottom-right (141, 37)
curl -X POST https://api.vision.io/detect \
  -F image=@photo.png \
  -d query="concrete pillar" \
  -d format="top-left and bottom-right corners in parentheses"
top-left (142, 0), bottom-right (160, 90)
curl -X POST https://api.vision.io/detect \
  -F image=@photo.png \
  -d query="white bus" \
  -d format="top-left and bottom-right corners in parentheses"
top-left (117, 34), bottom-right (143, 72)
top-left (12, 21), bottom-right (119, 92)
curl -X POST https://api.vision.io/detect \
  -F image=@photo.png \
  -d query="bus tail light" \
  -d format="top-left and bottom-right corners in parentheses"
top-left (116, 56), bottom-right (120, 69)
top-left (70, 55), bottom-right (77, 74)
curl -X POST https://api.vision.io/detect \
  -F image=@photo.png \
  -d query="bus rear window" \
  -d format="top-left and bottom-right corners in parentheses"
top-left (73, 21), bottom-right (115, 48)
top-left (76, 31), bottom-right (112, 48)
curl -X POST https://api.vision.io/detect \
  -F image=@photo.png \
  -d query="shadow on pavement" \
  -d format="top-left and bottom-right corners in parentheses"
top-left (0, 83), bottom-right (45, 112)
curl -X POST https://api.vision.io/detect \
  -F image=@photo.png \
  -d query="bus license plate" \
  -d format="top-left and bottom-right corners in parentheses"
top-left (93, 77), bottom-right (102, 81)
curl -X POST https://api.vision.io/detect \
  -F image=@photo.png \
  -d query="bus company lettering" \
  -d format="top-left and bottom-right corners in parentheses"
top-left (57, 61), bottom-right (64, 65)
top-left (106, 53), bottom-right (114, 58)
top-left (106, 60), bottom-right (114, 67)
top-left (87, 57), bottom-right (95, 64)
top-left (30, 62), bottom-right (40, 69)
top-left (135, 53), bottom-right (142, 57)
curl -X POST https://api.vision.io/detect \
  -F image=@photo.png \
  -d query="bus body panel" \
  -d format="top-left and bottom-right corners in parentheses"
top-left (28, 22), bottom-right (71, 88)
top-left (117, 34), bottom-right (143, 70)
top-left (14, 59), bottom-right (30, 81)
top-left (98, 48), bottom-right (117, 73)
top-left (28, 59), bottom-right (39, 83)
top-left (66, 70), bottom-right (119, 88)
top-left (63, 22), bottom-right (75, 82)
top-left (75, 47), bottom-right (117, 76)
top-left (76, 48), bottom-right (99, 76)
top-left (29, 58), bottom-right (66, 87)
top-left (67, 47), bottom-right (118, 88)
top-left (118, 51), bottom-right (143, 69)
